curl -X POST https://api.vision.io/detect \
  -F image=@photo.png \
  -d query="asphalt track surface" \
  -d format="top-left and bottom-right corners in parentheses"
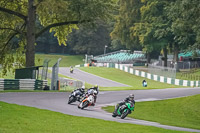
top-left (1, 67), bottom-right (200, 132)
top-left (1, 88), bottom-right (200, 132)
top-left (57, 67), bottom-right (131, 87)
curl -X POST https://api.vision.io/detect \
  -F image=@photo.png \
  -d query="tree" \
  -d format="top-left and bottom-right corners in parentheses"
top-left (167, 0), bottom-right (200, 53)
top-left (129, 0), bottom-right (172, 65)
top-left (110, 0), bottom-right (200, 68)
top-left (35, 31), bottom-right (59, 54)
top-left (110, 0), bottom-right (142, 50)
top-left (67, 21), bottom-right (111, 55)
top-left (0, 0), bottom-right (115, 74)
top-left (110, 39), bottom-right (125, 51)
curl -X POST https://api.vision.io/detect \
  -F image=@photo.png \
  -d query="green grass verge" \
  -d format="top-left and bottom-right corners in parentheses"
top-left (176, 69), bottom-right (200, 81)
top-left (79, 67), bottom-right (180, 90)
top-left (103, 94), bottom-right (200, 130)
top-left (0, 101), bottom-right (188, 133)
top-left (0, 54), bottom-right (84, 79)
top-left (35, 54), bottom-right (84, 67)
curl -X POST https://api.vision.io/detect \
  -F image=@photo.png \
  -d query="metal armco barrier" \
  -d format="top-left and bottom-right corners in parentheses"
top-left (0, 79), bottom-right (47, 90)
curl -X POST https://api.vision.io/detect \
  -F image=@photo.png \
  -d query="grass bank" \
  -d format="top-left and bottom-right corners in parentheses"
top-left (0, 101), bottom-right (188, 133)
top-left (35, 54), bottom-right (84, 67)
top-left (79, 67), bottom-right (180, 90)
top-left (103, 94), bottom-right (200, 130)
top-left (176, 69), bottom-right (200, 81)
top-left (0, 54), bottom-right (84, 79)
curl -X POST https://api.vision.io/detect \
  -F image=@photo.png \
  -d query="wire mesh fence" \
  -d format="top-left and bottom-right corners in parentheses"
top-left (148, 64), bottom-right (176, 79)
top-left (178, 61), bottom-right (200, 69)
top-left (41, 59), bottom-right (50, 80)
top-left (176, 69), bottom-right (200, 81)
top-left (59, 78), bottom-right (84, 91)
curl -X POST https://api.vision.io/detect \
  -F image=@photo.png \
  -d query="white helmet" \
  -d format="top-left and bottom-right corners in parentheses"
top-left (129, 94), bottom-right (134, 101)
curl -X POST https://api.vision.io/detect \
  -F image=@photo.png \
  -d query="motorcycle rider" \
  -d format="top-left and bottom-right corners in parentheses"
top-left (71, 86), bottom-right (85, 101)
top-left (70, 66), bottom-right (74, 73)
top-left (87, 84), bottom-right (99, 94)
top-left (113, 94), bottom-right (135, 115)
top-left (86, 84), bottom-right (99, 105)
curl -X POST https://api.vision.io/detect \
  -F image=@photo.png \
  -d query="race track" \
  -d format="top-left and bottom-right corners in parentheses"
top-left (1, 87), bottom-right (200, 132)
top-left (57, 67), bottom-right (131, 87)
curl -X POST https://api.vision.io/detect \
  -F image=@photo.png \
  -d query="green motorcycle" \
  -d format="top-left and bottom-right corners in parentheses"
top-left (112, 101), bottom-right (135, 119)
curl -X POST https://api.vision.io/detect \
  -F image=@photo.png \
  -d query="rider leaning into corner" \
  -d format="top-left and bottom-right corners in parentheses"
top-left (86, 84), bottom-right (99, 105)
top-left (113, 94), bottom-right (135, 114)
top-left (72, 85), bottom-right (85, 96)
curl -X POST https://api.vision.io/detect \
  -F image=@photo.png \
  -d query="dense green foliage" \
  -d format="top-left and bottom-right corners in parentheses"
top-left (103, 94), bottom-right (200, 130)
top-left (167, 0), bottom-right (200, 51)
top-left (111, 0), bottom-right (142, 50)
top-left (79, 67), bottom-right (180, 90)
top-left (1, 0), bottom-right (200, 76)
top-left (0, 101), bottom-right (189, 133)
top-left (36, 20), bottom-right (113, 55)
top-left (111, 0), bottom-right (200, 63)
top-left (67, 21), bottom-right (111, 55)
top-left (0, 0), bottom-right (116, 74)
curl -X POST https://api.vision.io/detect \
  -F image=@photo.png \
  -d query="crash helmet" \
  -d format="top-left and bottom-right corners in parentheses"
top-left (80, 86), bottom-right (85, 92)
top-left (94, 84), bottom-right (98, 89)
top-left (129, 94), bottom-right (134, 101)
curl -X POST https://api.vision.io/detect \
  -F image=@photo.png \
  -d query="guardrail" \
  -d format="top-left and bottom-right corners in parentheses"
top-left (0, 79), bottom-right (48, 90)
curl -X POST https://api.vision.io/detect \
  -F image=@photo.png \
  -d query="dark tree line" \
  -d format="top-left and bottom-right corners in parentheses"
top-left (111, 0), bottom-right (200, 66)
top-left (36, 21), bottom-right (112, 56)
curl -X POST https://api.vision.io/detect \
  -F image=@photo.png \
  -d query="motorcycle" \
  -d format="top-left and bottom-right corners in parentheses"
top-left (68, 90), bottom-right (83, 104)
top-left (78, 89), bottom-right (97, 109)
top-left (112, 101), bottom-right (134, 119)
top-left (70, 68), bottom-right (73, 73)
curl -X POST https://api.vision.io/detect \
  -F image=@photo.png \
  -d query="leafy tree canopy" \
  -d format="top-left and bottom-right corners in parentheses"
top-left (0, 0), bottom-right (116, 75)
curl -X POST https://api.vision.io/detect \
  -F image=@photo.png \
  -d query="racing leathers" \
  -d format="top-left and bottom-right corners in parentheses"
top-left (86, 87), bottom-right (99, 105)
top-left (71, 88), bottom-right (85, 101)
top-left (114, 97), bottom-right (135, 114)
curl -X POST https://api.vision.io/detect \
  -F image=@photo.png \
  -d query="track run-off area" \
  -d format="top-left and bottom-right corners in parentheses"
top-left (1, 67), bottom-right (200, 132)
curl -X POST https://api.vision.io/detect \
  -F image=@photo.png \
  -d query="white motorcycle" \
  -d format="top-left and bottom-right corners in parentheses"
top-left (78, 89), bottom-right (97, 109)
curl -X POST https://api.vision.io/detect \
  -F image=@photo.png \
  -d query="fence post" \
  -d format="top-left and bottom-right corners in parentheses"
top-left (51, 58), bottom-right (62, 90)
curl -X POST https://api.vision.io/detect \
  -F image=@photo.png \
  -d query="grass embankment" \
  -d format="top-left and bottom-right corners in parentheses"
top-left (176, 69), bottom-right (200, 81)
top-left (79, 67), bottom-right (180, 90)
top-left (0, 102), bottom-right (189, 133)
top-left (103, 94), bottom-right (200, 130)
top-left (35, 54), bottom-right (84, 67)
top-left (0, 54), bottom-right (84, 79)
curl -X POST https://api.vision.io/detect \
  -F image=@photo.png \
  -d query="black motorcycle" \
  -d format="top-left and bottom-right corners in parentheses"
top-left (68, 90), bottom-right (84, 104)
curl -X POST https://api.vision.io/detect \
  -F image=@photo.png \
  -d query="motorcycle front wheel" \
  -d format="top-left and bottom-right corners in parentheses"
top-left (68, 96), bottom-right (75, 104)
top-left (81, 101), bottom-right (89, 109)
